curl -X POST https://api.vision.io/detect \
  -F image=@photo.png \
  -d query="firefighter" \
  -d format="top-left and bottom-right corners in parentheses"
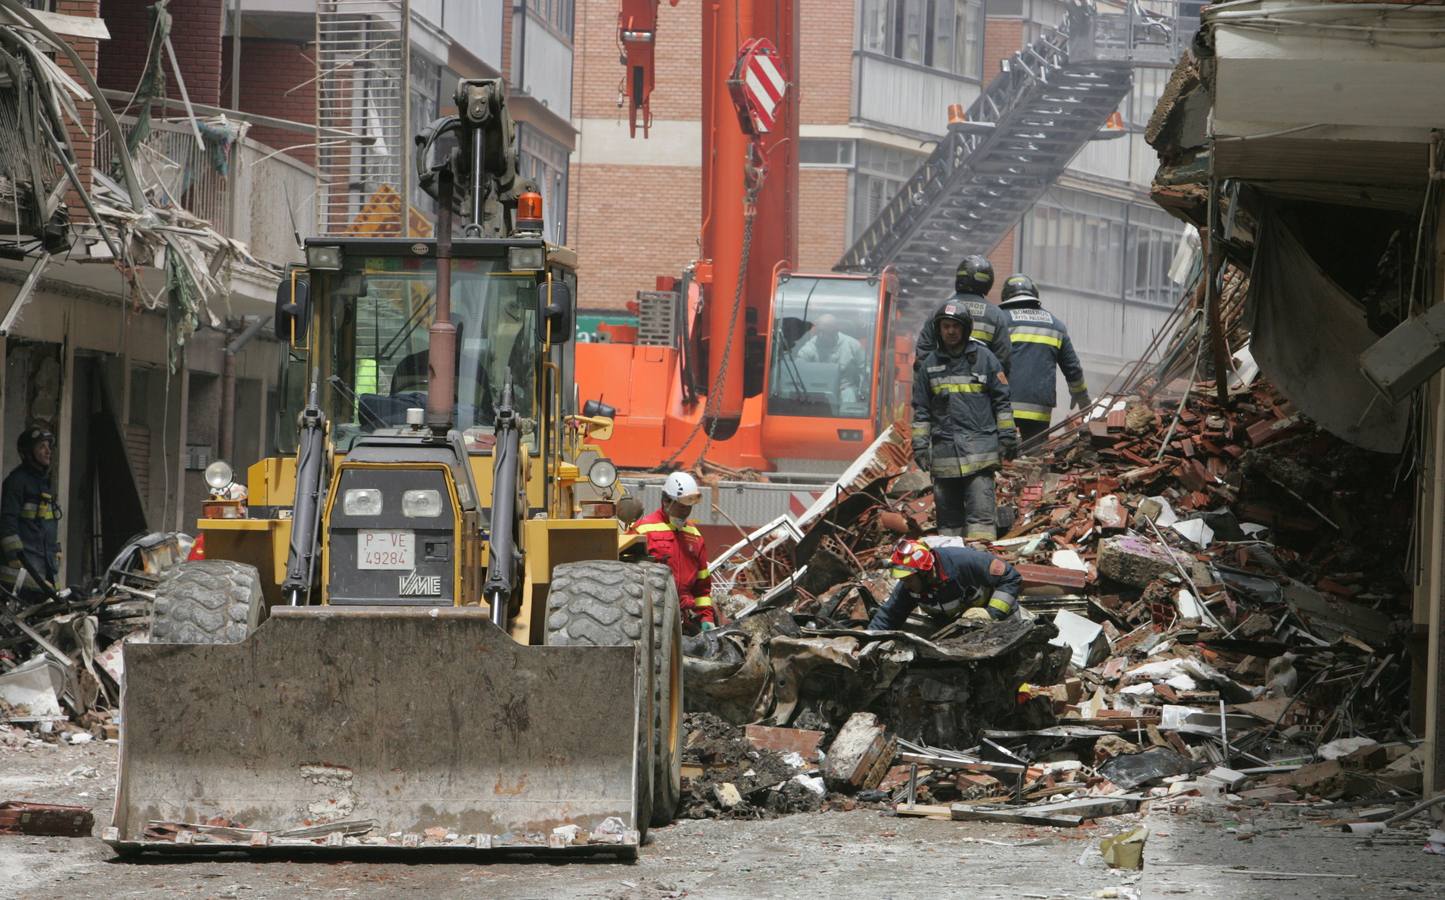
top-left (915, 255), bottom-right (1012, 376)
top-left (631, 471), bottom-right (716, 632)
top-left (999, 274), bottom-right (1090, 443)
top-left (1, 426), bottom-right (62, 599)
top-left (913, 301), bottom-right (1018, 540)
top-left (868, 538), bottom-right (1021, 630)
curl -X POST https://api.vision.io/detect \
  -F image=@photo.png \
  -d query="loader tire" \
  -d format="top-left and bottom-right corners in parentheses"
top-left (544, 560), bottom-right (656, 839)
top-left (640, 563), bottom-right (683, 827)
top-left (150, 560), bottom-right (264, 644)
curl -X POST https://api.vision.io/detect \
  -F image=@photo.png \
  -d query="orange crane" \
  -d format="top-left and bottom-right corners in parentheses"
top-left (576, 0), bottom-right (908, 476)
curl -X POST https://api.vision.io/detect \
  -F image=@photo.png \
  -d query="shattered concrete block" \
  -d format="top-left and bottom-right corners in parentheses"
top-left (1267, 760), bottom-right (1347, 799)
top-left (1203, 767), bottom-right (1248, 792)
top-left (1094, 494), bottom-right (1128, 531)
top-left (1097, 535), bottom-right (1184, 588)
top-left (822, 712), bottom-right (897, 792)
top-left (713, 783), bottom-right (743, 809)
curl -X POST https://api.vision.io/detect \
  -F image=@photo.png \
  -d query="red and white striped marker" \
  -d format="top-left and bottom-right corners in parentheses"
top-left (730, 38), bottom-right (787, 135)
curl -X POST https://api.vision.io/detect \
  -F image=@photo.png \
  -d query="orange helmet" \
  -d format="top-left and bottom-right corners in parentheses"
top-left (889, 539), bottom-right (935, 579)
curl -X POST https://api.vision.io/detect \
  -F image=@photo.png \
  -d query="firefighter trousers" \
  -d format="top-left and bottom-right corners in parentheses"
top-left (934, 472), bottom-right (997, 541)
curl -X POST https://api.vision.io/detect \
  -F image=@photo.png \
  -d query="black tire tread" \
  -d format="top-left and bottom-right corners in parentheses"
top-left (640, 563), bottom-right (682, 826)
top-left (543, 560), bottom-right (656, 838)
top-left (150, 560), bottom-right (263, 644)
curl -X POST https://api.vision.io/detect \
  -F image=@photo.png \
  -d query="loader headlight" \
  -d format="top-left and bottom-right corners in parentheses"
top-left (306, 244), bottom-right (343, 271)
top-left (204, 460), bottom-right (234, 491)
top-left (343, 488), bottom-right (383, 516)
top-left (508, 246), bottom-right (544, 272)
top-left (402, 489), bottom-right (442, 518)
top-left (587, 459), bottom-right (618, 489)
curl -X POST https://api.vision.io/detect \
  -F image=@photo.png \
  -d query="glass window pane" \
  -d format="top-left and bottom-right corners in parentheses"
top-left (861, 0), bottom-right (892, 54)
top-left (766, 276), bottom-right (882, 419)
top-left (932, 0), bottom-right (955, 73)
top-left (901, 0), bottom-right (927, 64)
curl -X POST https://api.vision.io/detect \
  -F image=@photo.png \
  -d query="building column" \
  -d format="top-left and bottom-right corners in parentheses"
top-left (174, 361), bottom-right (190, 533)
top-left (0, 336), bottom-right (8, 467)
top-left (56, 302), bottom-right (76, 584)
top-left (1427, 193), bottom-right (1445, 798)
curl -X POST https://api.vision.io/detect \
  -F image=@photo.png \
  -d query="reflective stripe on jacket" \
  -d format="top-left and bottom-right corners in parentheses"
top-left (631, 508), bottom-right (715, 624)
top-left (1002, 301), bottom-right (1087, 420)
top-left (912, 341), bottom-right (1017, 478)
top-left (915, 293), bottom-right (1012, 376)
top-left (0, 463), bottom-right (61, 590)
top-left (868, 545), bottom-right (1022, 629)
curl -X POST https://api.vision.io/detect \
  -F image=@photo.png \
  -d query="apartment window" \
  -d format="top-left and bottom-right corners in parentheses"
top-left (1023, 187), bottom-right (1182, 307)
top-left (519, 127), bottom-right (570, 245)
top-left (1126, 204), bottom-right (1184, 306)
top-left (800, 138), bottom-right (855, 168)
top-left (850, 142), bottom-right (925, 243)
top-left (859, 0), bottom-right (984, 79)
top-left (528, 0), bottom-right (575, 38)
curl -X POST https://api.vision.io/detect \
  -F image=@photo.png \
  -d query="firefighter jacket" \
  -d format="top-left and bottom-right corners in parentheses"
top-left (868, 545), bottom-right (1022, 629)
top-left (0, 462), bottom-right (61, 593)
top-left (915, 292), bottom-right (1012, 375)
top-left (912, 340), bottom-right (1018, 479)
top-left (631, 508), bottom-right (715, 625)
top-left (1002, 299), bottom-right (1088, 423)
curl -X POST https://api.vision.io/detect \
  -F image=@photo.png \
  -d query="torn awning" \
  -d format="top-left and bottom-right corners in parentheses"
top-left (1245, 213), bottom-right (1408, 453)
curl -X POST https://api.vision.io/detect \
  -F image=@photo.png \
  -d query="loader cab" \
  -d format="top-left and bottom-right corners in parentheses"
top-left (761, 269), bottom-right (902, 472)
top-left (275, 238), bottom-right (583, 512)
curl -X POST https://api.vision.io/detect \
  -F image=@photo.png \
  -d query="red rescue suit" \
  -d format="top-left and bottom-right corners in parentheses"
top-left (632, 508), bottom-right (715, 627)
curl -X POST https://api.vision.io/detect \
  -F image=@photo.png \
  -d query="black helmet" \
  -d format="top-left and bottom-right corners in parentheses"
top-left (1000, 273), bottom-right (1040, 304)
top-left (17, 425), bottom-right (54, 458)
top-left (955, 255), bottom-right (994, 295)
top-left (933, 301), bottom-right (973, 341)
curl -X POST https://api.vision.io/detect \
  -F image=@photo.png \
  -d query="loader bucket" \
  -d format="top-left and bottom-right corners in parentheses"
top-left (105, 607), bottom-right (645, 855)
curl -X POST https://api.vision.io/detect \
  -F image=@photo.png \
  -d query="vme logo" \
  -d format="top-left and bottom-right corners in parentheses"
top-left (398, 570), bottom-right (443, 596)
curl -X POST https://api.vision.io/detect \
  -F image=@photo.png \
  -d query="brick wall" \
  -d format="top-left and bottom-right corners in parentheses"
top-left (99, 0), bottom-right (224, 107)
top-left (983, 17), bottom-right (1025, 85)
top-left (55, 1), bottom-right (100, 220)
top-left (988, 227), bottom-right (1017, 285)
top-left (798, 0), bottom-right (853, 125)
top-left (222, 38), bottom-right (317, 165)
top-left (570, 163), bottom-right (701, 311)
top-left (797, 168), bottom-right (849, 270)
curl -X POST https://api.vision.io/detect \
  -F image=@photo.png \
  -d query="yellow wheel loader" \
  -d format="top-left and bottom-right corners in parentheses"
top-left (104, 79), bottom-right (682, 857)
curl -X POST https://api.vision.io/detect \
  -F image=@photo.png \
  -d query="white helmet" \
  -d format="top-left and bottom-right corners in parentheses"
top-left (662, 471), bottom-right (702, 505)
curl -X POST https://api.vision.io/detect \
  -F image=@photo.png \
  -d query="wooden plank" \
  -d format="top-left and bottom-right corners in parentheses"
top-left (950, 795), bottom-right (1141, 827)
top-left (893, 804), bottom-right (953, 820)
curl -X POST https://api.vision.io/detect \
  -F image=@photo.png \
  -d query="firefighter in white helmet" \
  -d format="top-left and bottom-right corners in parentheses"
top-left (629, 472), bottom-right (716, 632)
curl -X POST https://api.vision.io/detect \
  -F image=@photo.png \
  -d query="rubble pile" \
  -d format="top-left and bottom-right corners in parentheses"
top-left (679, 713), bottom-right (825, 818)
top-left (688, 280), bottom-right (1423, 832)
top-left (0, 533), bottom-right (189, 745)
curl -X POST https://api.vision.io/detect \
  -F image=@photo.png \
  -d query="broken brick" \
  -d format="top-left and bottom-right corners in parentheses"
top-left (1017, 563), bottom-right (1088, 590)
top-left (745, 724), bottom-right (825, 762)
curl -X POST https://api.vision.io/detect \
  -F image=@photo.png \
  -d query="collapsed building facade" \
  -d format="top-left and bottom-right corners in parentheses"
top-left (1148, 0), bottom-right (1445, 798)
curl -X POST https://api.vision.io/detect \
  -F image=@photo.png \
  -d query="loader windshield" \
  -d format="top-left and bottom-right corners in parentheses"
top-left (316, 255), bottom-right (539, 451)
top-left (766, 275), bottom-right (881, 419)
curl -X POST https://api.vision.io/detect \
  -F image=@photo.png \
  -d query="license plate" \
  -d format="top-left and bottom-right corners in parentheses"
top-left (358, 530), bottom-right (414, 570)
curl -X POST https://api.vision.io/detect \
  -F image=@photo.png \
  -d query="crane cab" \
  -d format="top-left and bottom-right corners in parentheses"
top-left (760, 268), bottom-right (906, 474)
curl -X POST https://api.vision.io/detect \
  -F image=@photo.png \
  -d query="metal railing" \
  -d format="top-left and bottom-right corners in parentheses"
top-left (1089, 0), bottom-right (1199, 67)
top-left (94, 116), bottom-right (315, 265)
